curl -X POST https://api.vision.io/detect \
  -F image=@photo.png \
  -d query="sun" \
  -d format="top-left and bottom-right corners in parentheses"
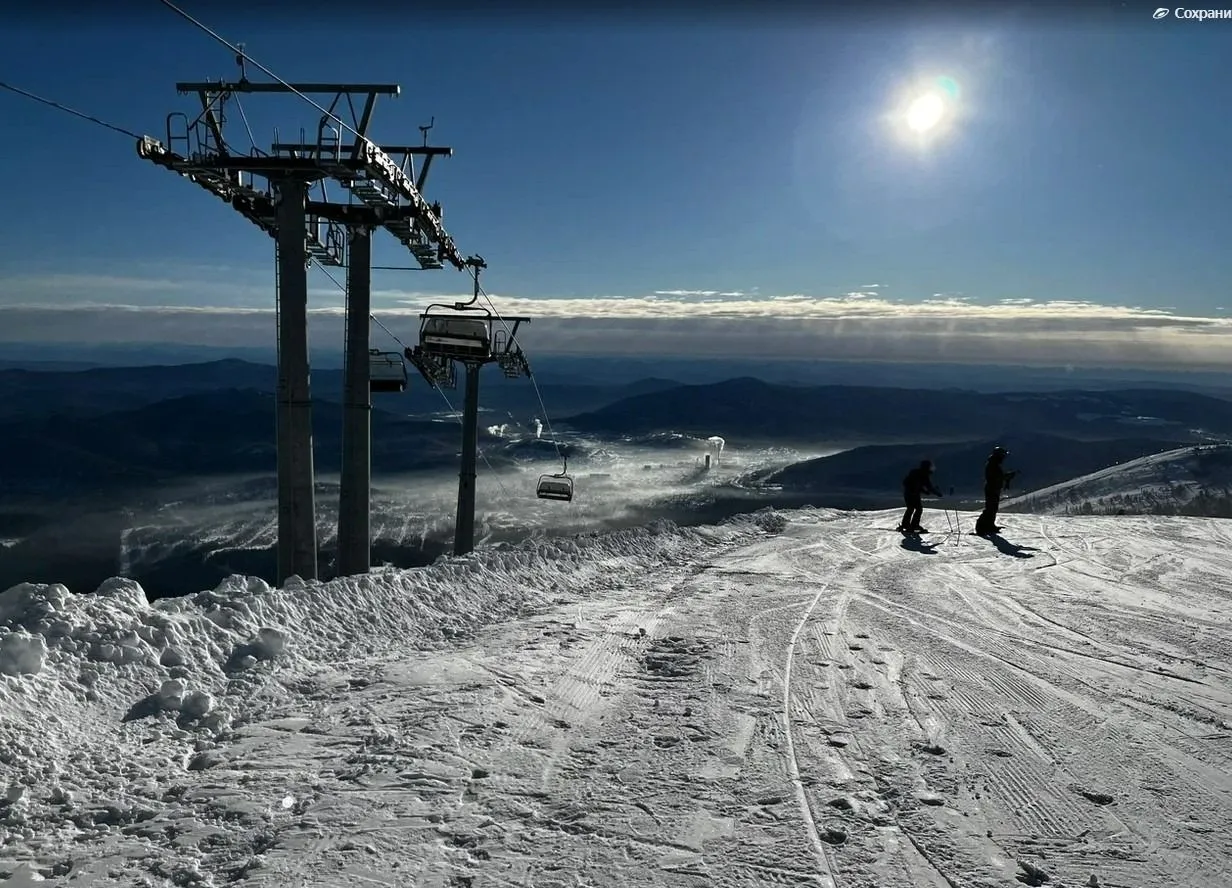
top-left (889, 75), bottom-right (962, 148)
top-left (905, 93), bottom-right (945, 133)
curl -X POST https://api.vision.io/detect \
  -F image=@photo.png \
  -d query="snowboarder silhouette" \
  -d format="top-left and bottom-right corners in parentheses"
top-left (974, 445), bottom-right (1017, 536)
top-left (899, 459), bottom-right (942, 533)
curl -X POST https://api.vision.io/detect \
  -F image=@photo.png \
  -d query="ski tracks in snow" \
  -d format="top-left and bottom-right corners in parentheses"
top-left (201, 514), bottom-right (1232, 886)
top-left (23, 510), bottom-right (1232, 887)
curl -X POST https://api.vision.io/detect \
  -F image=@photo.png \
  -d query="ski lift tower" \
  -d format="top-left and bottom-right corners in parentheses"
top-left (404, 256), bottom-right (532, 556)
top-left (137, 76), bottom-right (466, 584)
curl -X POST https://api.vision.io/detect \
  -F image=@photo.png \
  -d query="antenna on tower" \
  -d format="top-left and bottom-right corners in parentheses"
top-left (235, 43), bottom-right (248, 83)
top-left (419, 116), bottom-right (435, 147)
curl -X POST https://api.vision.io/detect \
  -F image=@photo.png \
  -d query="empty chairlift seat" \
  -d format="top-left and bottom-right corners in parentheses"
top-left (420, 316), bottom-right (491, 360)
top-left (537, 473), bottom-right (574, 502)
top-left (369, 350), bottom-right (408, 393)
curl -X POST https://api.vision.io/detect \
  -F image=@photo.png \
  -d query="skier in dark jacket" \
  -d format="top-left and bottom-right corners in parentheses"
top-left (898, 459), bottom-right (942, 533)
top-left (974, 445), bottom-right (1017, 535)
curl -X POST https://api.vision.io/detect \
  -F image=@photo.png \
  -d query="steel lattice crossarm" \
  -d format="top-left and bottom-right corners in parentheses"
top-left (136, 80), bottom-right (466, 271)
top-left (137, 135), bottom-right (289, 239)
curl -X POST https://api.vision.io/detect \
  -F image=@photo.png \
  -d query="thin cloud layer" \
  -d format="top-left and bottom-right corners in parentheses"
top-left (0, 272), bottom-right (346, 309)
top-left (2, 285), bottom-right (1232, 370)
top-left (433, 291), bottom-right (1197, 324)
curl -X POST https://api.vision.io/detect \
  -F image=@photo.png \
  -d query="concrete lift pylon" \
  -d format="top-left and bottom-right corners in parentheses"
top-left (138, 77), bottom-right (466, 584)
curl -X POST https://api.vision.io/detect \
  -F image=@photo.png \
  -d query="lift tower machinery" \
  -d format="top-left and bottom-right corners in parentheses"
top-left (137, 77), bottom-right (465, 584)
top-left (404, 256), bottom-right (533, 557)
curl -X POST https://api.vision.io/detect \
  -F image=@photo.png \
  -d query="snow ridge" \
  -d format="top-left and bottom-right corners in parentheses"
top-left (0, 511), bottom-right (790, 859)
top-left (1006, 442), bottom-right (1232, 516)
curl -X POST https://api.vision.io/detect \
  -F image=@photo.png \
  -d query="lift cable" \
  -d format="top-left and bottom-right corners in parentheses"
top-left (0, 80), bottom-right (145, 140)
top-left (1, 60), bottom-right (561, 499)
top-left (465, 266), bottom-right (566, 463)
top-left (312, 263), bottom-right (516, 502)
top-left (160, 0), bottom-right (533, 509)
top-left (367, 312), bottom-right (407, 351)
top-left (1, 70), bottom-right (531, 520)
top-left (158, 0), bottom-right (377, 147)
top-left (233, 97), bottom-right (261, 157)
top-left (155, 1), bottom-right (565, 459)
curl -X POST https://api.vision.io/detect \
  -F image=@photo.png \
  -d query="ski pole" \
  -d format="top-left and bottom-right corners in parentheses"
top-left (948, 487), bottom-right (959, 545)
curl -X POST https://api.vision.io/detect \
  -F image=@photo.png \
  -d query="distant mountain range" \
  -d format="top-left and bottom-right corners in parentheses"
top-left (0, 359), bottom-right (659, 497)
top-left (0, 388), bottom-right (506, 495)
top-left (5, 359), bottom-right (1232, 595)
top-left (563, 377), bottom-right (1232, 444)
top-left (4, 363), bottom-right (1231, 509)
top-left (0, 359), bottom-right (678, 422)
top-left (5, 344), bottom-right (1232, 395)
top-left (0, 360), bottom-right (278, 420)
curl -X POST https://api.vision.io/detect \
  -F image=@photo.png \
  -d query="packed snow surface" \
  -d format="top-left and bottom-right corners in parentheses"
top-left (2, 508), bottom-right (1230, 887)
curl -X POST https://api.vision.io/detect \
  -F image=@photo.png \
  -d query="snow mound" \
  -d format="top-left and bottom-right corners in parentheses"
top-left (0, 512), bottom-right (786, 863)
top-left (0, 630), bottom-right (47, 677)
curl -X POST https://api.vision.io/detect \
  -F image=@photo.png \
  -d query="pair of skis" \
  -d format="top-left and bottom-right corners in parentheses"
top-left (893, 526), bottom-right (1004, 539)
top-left (895, 499), bottom-right (983, 544)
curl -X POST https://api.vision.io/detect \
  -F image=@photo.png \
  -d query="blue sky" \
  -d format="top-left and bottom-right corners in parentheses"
top-left (3, 9), bottom-right (1232, 368)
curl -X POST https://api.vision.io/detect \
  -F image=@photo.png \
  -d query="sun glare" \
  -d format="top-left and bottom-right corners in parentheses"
top-left (906, 93), bottom-right (945, 133)
top-left (890, 75), bottom-right (962, 148)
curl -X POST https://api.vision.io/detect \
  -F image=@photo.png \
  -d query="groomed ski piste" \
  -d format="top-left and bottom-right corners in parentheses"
top-left (2, 507), bottom-right (1231, 887)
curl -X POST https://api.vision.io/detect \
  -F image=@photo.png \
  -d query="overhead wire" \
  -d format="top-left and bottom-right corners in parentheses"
top-left (233, 94), bottom-right (261, 156)
top-left (312, 263), bottom-right (516, 502)
top-left (157, 0), bottom-right (372, 146)
top-left (156, 1), bottom-right (572, 460)
top-left (0, 80), bottom-right (145, 140)
top-left (466, 268), bottom-right (568, 463)
top-left (5, 17), bottom-right (564, 521)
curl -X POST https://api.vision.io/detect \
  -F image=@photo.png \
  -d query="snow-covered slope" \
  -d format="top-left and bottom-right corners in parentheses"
top-left (2, 508), bottom-right (1230, 887)
top-left (1005, 442), bottom-right (1232, 516)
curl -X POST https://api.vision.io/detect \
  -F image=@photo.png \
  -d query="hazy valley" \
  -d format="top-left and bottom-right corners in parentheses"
top-left (3, 356), bottom-right (1232, 597)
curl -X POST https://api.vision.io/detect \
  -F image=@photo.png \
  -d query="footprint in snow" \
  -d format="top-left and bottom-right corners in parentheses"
top-left (820, 827), bottom-right (847, 844)
top-left (1076, 787), bottom-right (1115, 805)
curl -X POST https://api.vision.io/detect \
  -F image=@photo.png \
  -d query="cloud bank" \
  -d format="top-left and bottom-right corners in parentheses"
top-left (2, 278), bottom-right (1231, 371)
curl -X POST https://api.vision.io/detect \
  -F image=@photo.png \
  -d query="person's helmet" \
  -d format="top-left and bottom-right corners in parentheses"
top-left (920, 459), bottom-right (933, 470)
top-left (992, 445), bottom-right (1008, 457)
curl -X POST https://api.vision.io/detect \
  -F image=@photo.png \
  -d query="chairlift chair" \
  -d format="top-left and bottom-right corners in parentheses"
top-left (537, 460), bottom-right (575, 502)
top-left (419, 307), bottom-right (492, 361)
top-left (368, 349), bottom-right (408, 393)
